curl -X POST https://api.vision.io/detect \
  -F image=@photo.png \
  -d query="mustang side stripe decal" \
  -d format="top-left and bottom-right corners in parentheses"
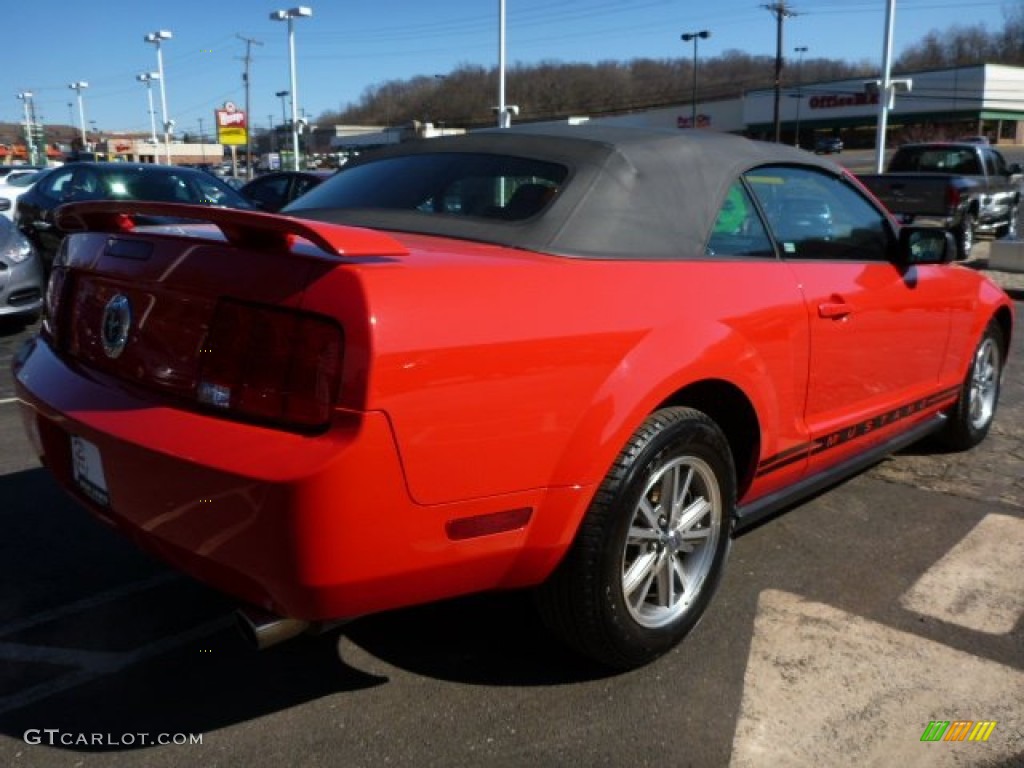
top-left (755, 386), bottom-right (962, 478)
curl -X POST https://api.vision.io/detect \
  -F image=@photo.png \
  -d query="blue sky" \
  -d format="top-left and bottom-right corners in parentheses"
top-left (2, 0), bottom-right (1014, 137)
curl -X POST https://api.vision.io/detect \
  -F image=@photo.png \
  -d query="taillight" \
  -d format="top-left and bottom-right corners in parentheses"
top-left (42, 266), bottom-right (69, 347)
top-left (197, 300), bottom-right (343, 430)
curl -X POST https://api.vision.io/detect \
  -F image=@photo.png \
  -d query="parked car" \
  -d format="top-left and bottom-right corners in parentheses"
top-left (0, 214), bottom-right (44, 323)
top-left (0, 165), bottom-right (44, 181)
top-left (238, 170), bottom-right (333, 212)
top-left (12, 125), bottom-right (1014, 670)
top-left (15, 162), bottom-right (254, 267)
top-left (814, 136), bottom-right (844, 154)
top-left (858, 141), bottom-right (1022, 259)
top-left (0, 168), bottom-right (51, 221)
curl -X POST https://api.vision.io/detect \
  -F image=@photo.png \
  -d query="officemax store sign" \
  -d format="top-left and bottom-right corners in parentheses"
top-left (808, 92), bottom-right (880, 110)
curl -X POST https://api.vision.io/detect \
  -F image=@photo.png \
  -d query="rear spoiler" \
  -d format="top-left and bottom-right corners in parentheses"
top-left (54, 201), bottom-right (409, 258)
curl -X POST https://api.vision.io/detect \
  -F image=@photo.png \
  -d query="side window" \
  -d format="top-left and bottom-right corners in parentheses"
top-left (293, 176), bottom-right (321, 198)
top-left (68, 169), bottom-right (103, 201)
top-left (705, 181), bottom-right (775, 258)
top-left (194, 177), bottom-right (234, 206)
top-left (41, 168), bottom-right (75, 200)
top-left (248, 176), bottom-right (290, 208)
top-left (746, 166), bottom-right (893, 261)
top-left (984, 149), bottom-right (1006, 177)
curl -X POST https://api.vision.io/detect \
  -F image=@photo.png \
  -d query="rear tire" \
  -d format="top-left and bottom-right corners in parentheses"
top-left (940, 321), bottom-right (1004, 450)
top-left (537, 407), bottom-right (735, 670)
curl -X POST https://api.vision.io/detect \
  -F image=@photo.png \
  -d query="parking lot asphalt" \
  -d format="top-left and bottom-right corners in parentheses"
top-left (0, 242), bottom-right (1021, 767)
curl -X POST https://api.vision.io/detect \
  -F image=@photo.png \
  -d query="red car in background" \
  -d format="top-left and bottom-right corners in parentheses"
top-left (12, 126), bottom-right (1014, 669)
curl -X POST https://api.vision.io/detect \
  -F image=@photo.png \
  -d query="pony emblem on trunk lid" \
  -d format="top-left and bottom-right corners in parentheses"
top-left (101, 294), bottom-right (132, 359)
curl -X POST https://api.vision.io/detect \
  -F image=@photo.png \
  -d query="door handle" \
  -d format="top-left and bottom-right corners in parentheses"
top-left (818, 302), bottom-right (852, 319)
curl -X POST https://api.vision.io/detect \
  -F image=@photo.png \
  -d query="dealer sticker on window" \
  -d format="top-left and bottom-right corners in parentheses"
top-left (71, 435), bottom-right (110, 507)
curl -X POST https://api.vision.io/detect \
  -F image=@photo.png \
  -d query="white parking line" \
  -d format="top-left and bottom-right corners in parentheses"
top-left (900, 514), bottom-right (1024, 634)
top-left (0, 397), bottom-right (18, 405)
top-left (730, 590), bottom-right (1024, 767)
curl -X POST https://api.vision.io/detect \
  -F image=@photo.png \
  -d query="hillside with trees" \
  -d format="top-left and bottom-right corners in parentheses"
top-left (2, 8), bottom-right (1022, 146)
top-left (320, 6), bottom-right (1024, 130)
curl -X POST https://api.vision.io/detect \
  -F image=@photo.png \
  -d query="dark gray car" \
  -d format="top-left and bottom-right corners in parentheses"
top-left (16, 162), bottom-right (255, 267)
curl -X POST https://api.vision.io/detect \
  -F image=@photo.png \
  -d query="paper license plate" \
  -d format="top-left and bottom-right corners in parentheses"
top-left (71, 435), bottom-right (110, 507)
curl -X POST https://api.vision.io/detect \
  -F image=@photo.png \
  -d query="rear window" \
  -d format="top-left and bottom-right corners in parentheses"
top-left (889, 148), bottom-right (981, 174)
top-left (285, 153), bottom-right (568, 222)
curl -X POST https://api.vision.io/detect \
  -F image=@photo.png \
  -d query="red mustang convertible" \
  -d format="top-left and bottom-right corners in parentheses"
top-left (12, 126), bottom-right (1014, 669)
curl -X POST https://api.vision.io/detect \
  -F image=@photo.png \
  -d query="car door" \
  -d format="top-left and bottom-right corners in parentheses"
top-left (17, 166), bottom-right (77, 261)
top-left (747, 166), bottom-right (955, 471)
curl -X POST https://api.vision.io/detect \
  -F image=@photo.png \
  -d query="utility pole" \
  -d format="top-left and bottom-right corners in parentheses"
top-left (237, 33), bottom-right (263, 179)
top-left (763, 2), bottom-right (797, 143)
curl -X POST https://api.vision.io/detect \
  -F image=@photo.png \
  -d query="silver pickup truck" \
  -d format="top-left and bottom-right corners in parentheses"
top-left (857, 142), bottom-right (1021, 259)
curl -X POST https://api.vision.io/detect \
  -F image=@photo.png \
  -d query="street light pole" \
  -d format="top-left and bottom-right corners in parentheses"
top-left (270, 7), bottom-right (312, 171)
top-left (498, 0), bottom-right (508, 128)
top-left (793, 46), bottom-right (808, 147)
top-left (136, 72), bottom-right (161, 146)
top-left (17, 92), bottom-right (37, 166)
top-left (68, 81), bottom-right (89, 147)
top-left (875, 0), bottom-right (897, 173)
top-left (680, 30), bottom-right (710, 128)
top-left (144, 30), bottom-right (173, 164)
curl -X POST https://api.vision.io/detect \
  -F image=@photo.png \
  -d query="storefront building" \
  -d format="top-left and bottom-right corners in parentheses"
top-left (743, 63), bottom-right (1024, 147)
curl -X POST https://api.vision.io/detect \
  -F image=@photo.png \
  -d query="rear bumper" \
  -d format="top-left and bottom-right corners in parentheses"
top-left (13, 337), bottom-right (579, 620)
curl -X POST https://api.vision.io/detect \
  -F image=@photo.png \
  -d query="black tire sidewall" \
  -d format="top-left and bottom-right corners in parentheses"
top-left (943, 322), bottom-right (1004, 450)
top-left (595, 410), bottom-right (735, 664)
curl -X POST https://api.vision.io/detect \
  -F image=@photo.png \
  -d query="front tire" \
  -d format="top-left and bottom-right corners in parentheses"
top-left (940, 321), bottom-right (1004, 450)
top-left (537, 407), bottom-right (735, 670)
top-left (956, 211), bottom-right (976, 260)
top-left (995, 202), bottom-right (1018, 240)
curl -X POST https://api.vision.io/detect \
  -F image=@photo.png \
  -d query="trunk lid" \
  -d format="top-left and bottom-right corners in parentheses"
top-left (48, 202), bottom-right (407, 428)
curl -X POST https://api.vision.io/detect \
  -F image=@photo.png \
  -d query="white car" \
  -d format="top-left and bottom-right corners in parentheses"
top-left (0, 169), bottom-right (49, 221)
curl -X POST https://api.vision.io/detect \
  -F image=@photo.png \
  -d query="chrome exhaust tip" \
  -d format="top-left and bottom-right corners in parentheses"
top-left (235, 606), bottom-right (311, 650)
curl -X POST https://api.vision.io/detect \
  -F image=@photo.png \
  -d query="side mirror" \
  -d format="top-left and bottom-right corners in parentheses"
top-left (1007, 162), bottom-right (1022, 176)
top-left (899, 226), bottom-right (956, 265)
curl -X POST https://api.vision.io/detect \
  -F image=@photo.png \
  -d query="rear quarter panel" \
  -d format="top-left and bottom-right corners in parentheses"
top-left (299, 237), bottom-right (814, 508)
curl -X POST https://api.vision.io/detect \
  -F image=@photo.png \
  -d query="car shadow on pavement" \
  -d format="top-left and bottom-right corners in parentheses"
top-left (0, 467), bottom-right (610, 751)
top-left (340, 591), bottom-right (616, 686)
top-left (0, 317), bottom-right (37, 339)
